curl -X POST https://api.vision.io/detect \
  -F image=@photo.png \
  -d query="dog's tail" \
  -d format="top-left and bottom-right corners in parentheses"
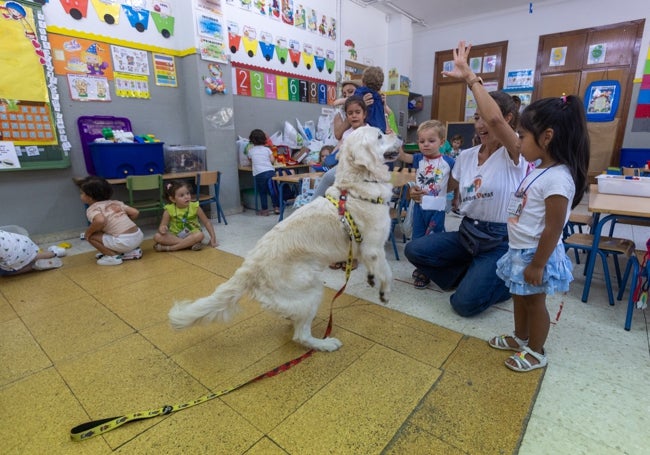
top-left (168, 269), bottom-right (246, 330)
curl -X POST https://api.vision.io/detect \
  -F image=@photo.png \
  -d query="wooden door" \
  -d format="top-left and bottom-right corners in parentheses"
top-left (432, 41), bottom-right (508, 123)
top-left (535, 20), bottom-right (645, 177)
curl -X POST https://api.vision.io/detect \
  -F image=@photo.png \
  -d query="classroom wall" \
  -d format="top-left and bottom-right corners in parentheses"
top-left (409, 0), bottom-right (650, 95)
top-left (407, 0), bottom-right (650, 150)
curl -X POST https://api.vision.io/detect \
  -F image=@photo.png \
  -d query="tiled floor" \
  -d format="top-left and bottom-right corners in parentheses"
top-left (3, 198), bottom-right (650, 454)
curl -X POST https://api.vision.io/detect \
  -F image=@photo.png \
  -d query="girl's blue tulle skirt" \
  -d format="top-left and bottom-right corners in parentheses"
top-left (496, 243), bottom-right (573, 296)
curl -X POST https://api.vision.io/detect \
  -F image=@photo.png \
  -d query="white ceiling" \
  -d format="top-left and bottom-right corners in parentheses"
top-left (351, 0), bottom-right (556, 28)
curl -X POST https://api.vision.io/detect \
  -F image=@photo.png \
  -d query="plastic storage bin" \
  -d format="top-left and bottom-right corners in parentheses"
top-left (77, 115), bottom-right (133, 174)
top-left (596, 174), bottom-right (650, 198)
top-left (89, 142), bottom-right (164, 179)
top-left (163, 145), bottom-right (206, 173)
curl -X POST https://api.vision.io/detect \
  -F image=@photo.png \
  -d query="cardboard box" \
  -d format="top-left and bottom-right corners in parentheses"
top-left (164, 145), bottom-right (207, 173)
top-left (596, 174), bottom-right (650, 198)
top-left (89, 142), bottom-right (164, 178)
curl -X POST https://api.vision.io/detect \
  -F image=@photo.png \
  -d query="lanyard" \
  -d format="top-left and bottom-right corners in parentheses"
top-left (514, 163), bottom-right (556, 197)
top-left (175, 206), bottom-right (189, 226)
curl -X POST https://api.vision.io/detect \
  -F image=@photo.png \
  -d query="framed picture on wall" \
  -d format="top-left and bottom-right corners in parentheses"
top-left (584, 80), bottom-right (620, 122)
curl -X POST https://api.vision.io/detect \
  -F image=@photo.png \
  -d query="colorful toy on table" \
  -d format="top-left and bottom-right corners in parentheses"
top-left (134, 134), bottom-right (160, 143)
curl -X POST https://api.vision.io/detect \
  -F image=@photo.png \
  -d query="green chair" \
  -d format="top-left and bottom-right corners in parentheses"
top-left (126, 174), bottom-right (165, 218)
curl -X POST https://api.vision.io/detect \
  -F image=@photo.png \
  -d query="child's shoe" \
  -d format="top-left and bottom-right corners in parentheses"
top-left (47, 245), bottom-right (67, 257)
top-left (122, 247), bottom-right (143, 260)
top-left (97, 255), bottom-right (123, 266)
top-left (33, 257), bottom-right (63, 270)
top-left (191, 243), bottom-right (205, 251)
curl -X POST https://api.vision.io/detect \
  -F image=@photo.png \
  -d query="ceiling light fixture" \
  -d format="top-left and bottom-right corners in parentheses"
top-left (381, 1), bottom-right (427, 26)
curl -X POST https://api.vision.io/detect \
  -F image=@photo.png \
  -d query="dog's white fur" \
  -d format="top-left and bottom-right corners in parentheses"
top-left (169, 126), bottom-right (401, 351)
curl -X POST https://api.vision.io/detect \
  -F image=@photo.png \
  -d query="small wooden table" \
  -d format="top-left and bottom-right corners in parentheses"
top-left (582, 184), bottom-right (650, 304)
top-left (272, 171), bottom-right (324, 221)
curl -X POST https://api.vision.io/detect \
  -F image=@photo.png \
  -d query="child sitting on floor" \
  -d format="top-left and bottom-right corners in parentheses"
top-left (75, 176), bottom-right (144, 266)
top-left (153, 180), bottom-right (217, 252)
top-left (0, 228), bottom-right (66, 275)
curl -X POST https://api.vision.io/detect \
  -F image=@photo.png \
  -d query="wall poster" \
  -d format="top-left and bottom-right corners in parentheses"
top-left (0, 0), bottom-right (69, 170)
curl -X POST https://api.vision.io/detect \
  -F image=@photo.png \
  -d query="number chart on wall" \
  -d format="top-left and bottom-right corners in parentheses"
top-left (232, 63), bottom-right (335, 105)
top-left (0, 0), bottom-right (69, 171)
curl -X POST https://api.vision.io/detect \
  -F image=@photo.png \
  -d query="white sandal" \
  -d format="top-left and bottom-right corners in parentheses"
top-left (506, 346), bottom-right (547, 372)
top-left (488, 333), bottom-right (528, 352)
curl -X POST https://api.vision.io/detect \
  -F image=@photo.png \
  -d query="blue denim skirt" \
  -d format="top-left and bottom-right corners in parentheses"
top-left (496, 243), bottom-right (573, 296)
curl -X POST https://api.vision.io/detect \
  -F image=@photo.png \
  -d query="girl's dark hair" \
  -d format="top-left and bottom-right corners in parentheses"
top-left (74, 176), bottom-right (113, 201)
top-left (249, 128), bottom-right (267, 146)
top-left (164, 179), bottom-right (192, 203)
top-left (519, 95), bottom-right (590, 208)
top-left (344, 95), bottom-right (367, 114)
top-left (490, 90), bottom-right (519, 130)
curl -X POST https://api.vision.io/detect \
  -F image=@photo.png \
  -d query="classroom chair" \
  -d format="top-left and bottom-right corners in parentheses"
top-left (126, 174), bottom-right (165, 219)
top-left (564, 232), bottom-right (636, 306)
top-left (388, 183), bottom-right (411, 260)
top-left (195, 170), bottom-right (227, 225)
top-left (562, 212), bottom-right (594, 263)
top-left (617, 248), bottom-right (647, 331)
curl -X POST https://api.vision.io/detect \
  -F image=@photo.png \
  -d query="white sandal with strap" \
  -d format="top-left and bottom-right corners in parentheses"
top-left (488, 333), bottom-right (528, 352)
top-left (506, 346), bottom-right (547, 372)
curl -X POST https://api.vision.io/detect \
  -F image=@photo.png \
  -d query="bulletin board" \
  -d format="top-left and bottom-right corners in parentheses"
top-left (0, 0), bottom-right (69, 171)
top-left (446, 122), bottom-right (475, 150)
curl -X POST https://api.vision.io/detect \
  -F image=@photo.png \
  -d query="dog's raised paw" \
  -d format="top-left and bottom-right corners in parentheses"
top-left (367, 274), bottom-right (375, 287)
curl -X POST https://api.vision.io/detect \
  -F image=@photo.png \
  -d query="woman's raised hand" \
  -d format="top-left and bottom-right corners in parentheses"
top-left (441, 40), bottom-right (473, 81)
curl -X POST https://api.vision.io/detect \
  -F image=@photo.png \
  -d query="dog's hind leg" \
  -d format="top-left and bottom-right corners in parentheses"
top-left (289, 289), bottom-right (342, 352)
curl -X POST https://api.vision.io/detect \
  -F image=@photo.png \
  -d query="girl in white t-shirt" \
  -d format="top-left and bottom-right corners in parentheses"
top-left (248, 128), bottom-right (278, 216)
top-left (492, 95), bottom-right (589, 372)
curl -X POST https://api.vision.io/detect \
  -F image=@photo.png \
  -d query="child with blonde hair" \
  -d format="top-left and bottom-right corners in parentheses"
top-left (399, 120), bottom-right (455, 288)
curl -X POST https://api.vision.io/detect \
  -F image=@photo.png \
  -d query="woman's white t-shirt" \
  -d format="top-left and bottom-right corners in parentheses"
top-left (452, 145), bottom-right (528, 223)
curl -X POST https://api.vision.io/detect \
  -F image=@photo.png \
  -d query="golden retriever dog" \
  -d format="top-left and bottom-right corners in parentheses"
top-left (169, 126), bottom-right (401, 351)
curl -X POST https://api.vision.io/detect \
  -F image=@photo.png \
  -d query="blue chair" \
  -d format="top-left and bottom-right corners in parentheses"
top-left (564, 232), bottom-right (636, 306)
top-left (388, 183), bottom-right (411, 260)
top-left (617, 248), bottom-right (648, 330)
top-left (195, 171), bottom-right (227, 224)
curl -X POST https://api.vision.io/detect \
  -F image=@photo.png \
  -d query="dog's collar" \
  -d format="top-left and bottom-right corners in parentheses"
top-left (333, 185), bottom-right (386, 205)
top-left (326, 190), bottom-right (362, 243)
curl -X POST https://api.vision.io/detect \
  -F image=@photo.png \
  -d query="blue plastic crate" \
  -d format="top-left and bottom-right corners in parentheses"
top-left (89, 142), bottom-right (164, 179)
top-left (619, 148), bottom-right (650, 168)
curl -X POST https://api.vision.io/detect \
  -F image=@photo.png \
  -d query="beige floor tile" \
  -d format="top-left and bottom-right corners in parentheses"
top-left (108, 398), bottom-right (264, 454)
top-left (221, 327), bottom-right (375, 433)
top-left (0, 293), bottom-right (17, 323)
top-left (1, 369), bottom-right (110, 455)
top-left (269, 344), bottom-right (440, 454)
top-left (384, 421), bottom-right (466, 455)
top-left (407, 337), bottom-right (543, 455)
top-left (141, 294), bottom-right (265, 355)
top-left (56, 333), bottom-right (209, 450)
top-left (1, 270), bottom-right (88, 316)
top-left (20, 295), bottom-right (134, 362)
top-left (333, 302), bottom-right (463, 367)
top-left (0, 318), bottom-right (51, 386)
top-left (245, 437), bottom-right (289, 455)
top-left (172, 311), bottom-right (312, 390)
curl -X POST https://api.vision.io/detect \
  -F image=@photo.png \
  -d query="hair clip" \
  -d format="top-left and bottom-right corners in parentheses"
top-left (560, 95), bottom-right (568, 104)
top-left (166, 183), bottom-right (172, 189)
